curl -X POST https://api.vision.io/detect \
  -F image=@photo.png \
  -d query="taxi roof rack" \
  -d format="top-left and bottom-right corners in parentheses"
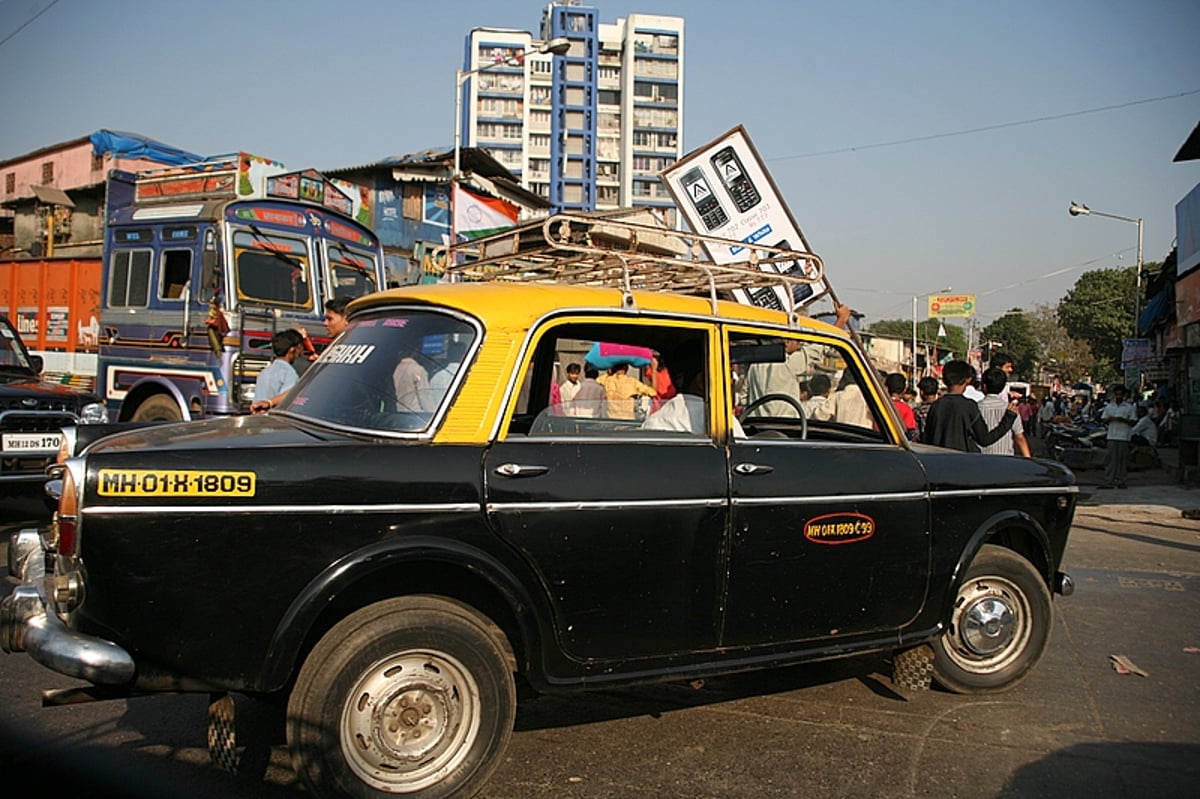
top-left (432, 209), bottom-right (824, 317)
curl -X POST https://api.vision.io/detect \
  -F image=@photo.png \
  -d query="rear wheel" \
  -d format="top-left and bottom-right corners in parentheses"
top-left (287, 596), bottom-right (516, 799)
top-left (129, 394), bottom-right (183, 422)
top-left (932, 545), bottom-right (1051, 694)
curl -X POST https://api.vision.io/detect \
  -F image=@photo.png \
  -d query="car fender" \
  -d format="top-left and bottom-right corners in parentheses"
top-left (942, 509), bottom-right (1054, 620)
top-left (259, 535), bottom-right (544, 690)
top-left (116, 377), bottom-right (192, 422)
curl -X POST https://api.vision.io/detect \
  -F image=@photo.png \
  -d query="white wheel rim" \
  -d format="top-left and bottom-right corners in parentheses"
top-left (945, 575), bottom-right (1033, 675)
top-left (340, 649), bottom-right (482, 792)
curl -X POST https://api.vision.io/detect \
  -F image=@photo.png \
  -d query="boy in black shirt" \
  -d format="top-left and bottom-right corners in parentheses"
top-left (923, 360), bottom-right (1018, 452)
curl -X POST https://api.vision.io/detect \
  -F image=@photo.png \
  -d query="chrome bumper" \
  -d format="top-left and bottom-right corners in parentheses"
top-left (1, 531), bottom-right (135, 685)
top-left (1055, 570), bottom-right (1075, 597)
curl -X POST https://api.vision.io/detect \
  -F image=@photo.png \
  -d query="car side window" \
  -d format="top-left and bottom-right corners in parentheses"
top-left (510, 320), bottom-right (710, 439)
top-left (730, 330), bottom-right (887, 443)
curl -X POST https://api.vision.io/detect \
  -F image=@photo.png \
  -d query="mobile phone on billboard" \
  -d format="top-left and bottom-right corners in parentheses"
top-left (679, 167), bottom-right (729, 231)
top-left (710, 146), bottom-right (761, 212)
top-left (769, 239), bottom-right (815, 305)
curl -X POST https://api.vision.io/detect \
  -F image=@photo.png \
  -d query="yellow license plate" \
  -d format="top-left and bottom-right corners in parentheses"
top-left (98, 469), bottom-right (257, 497)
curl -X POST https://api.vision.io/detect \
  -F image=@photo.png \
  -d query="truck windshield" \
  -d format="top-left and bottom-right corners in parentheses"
top-left (326, 242), bottom-right (380, 298)
top-left (232, 228), bottom-right (313, 308)
top-left (278, 309), bottom-right (477, 434)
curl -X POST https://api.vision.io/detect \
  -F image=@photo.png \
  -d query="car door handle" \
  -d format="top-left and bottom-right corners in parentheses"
top-left (494, 463), bottom-right (550, 478)
top-left (734, 462), bottom-right (774, 476)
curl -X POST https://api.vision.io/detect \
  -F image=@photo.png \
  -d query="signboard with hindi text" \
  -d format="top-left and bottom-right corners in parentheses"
top-left (928, 294), bottom-right (976, 318)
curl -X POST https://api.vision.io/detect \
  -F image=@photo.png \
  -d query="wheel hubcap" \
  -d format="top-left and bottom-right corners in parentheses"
top-left (341, 651), bottom-right (481, 791)
top-left (945, 575), bottom-right (1032, 675)
top-left (960, 596), bottom-right (1016, 655)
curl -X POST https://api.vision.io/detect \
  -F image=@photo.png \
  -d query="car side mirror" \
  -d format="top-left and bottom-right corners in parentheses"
top-left (29, 354), bottom-right (44, 374)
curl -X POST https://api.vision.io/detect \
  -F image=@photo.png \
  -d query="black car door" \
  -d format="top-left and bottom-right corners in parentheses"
top-left (722, 328), bottom-right (931, 647)
top-left (483, 318), bottom-right (728, 663)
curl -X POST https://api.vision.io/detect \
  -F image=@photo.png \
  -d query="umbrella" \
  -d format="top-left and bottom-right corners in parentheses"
top-left (584, 342), bottom-right (653, 370)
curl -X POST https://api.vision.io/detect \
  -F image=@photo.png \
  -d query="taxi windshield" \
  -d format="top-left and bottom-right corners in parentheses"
top-left (278, 309), bottom-right (476, 433)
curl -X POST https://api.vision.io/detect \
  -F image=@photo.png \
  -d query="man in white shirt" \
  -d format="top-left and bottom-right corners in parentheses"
top-left (1130, 405), bottom-right (1158, 447)
top-left (560, 362), bottom-right (583, 405)
top-left (1100, 385), bottom-right (1136, 489)
top-left (978, 368), bottom-right (1031, 457)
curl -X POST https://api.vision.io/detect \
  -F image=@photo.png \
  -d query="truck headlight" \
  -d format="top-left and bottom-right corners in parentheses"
top-left (79, 402), bottom-right (109, 424)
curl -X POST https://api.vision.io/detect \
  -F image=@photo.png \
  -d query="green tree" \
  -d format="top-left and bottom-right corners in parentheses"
top-left (866, 318), bottom-right (967, 364)
top-left (1056, 267), bottom-right (1136, 384)
top-left (981, 309), bottom-right (1038, 379)
top-left (1027, 304), bottom-right (1096, 385)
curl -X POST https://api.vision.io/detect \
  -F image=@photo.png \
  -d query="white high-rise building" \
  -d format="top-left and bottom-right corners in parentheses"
top-left (458, 2), bottom-right (684, 217)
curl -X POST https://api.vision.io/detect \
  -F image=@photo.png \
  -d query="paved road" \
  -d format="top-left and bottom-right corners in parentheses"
top-left (2, 475), bottom-right (1198, 798)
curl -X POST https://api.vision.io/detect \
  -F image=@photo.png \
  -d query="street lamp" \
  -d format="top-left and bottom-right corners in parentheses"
top-left (450, 37), bottom-right (570, 260)
top-left (1068, 202), bottom-right (1144, 337)
top-left (913, 286), bottom-right (952, 379)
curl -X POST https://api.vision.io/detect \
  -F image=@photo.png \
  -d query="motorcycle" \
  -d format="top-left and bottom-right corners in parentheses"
top-left (1046, 418), bottom-right (1160, 471)
top-left (1046, 419), bottom-right (1105, 460)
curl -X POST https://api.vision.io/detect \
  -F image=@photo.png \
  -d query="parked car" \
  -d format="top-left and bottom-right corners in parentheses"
top-left (1, 250), bottom-right (1077, 798)
top-left (0, 315), bottom-right (107, 506)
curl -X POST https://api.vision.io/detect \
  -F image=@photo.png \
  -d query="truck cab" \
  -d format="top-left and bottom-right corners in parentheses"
top-left (97, 156), bottom-right (386, 421)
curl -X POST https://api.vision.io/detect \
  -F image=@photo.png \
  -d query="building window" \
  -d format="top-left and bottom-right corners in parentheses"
top-left (41, 162), bottom-right (54, 184)
top-left (403, 183), bottom-right (424, 221)
top-left (4, 173), bottom-right (13, 194)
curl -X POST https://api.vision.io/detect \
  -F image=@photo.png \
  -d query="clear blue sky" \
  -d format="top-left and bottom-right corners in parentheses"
top-left (2, 0), bottom-right (1197, 326)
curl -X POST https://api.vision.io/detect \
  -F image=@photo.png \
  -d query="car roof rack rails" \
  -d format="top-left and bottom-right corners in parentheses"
top-left (432, 209), bottom-right (824, 320)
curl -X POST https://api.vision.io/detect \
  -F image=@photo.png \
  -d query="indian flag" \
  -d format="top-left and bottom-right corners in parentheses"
top-left (454, 185), bottom-right (519, 240)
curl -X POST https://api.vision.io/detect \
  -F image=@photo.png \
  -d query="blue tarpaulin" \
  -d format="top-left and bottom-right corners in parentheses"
top-left (1137, 290), bottom-right (1169, 336)
top-left (89, 130), bottom-right (206, 167)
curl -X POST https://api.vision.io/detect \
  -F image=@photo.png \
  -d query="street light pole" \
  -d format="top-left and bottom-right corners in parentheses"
top-left (1068, 202), bottom-right (1144, 337)
top-left (913, 286), bottom-right (952, 380)
top-left (450, 37), bottom-right (570, 265)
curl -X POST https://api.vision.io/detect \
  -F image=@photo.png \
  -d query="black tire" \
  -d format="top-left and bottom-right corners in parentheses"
top-left (287, 596), bottom-right (516, 799)
top-left (129, 394), bottom-right (183, 422)
top-left (931, 544), bottom-right (1051, 694)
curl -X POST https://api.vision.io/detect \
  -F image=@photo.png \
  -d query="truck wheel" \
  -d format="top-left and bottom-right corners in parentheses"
top-left (129, 395), bottom-right (183, 422)
top-left (287, 596), bottom-right (516, 799)
top-left (932, 544), bottom-right (1051, 694)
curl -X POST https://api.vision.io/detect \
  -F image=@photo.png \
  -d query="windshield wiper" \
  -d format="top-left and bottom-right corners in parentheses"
top-left (248, 224), bottom-right (304, 270)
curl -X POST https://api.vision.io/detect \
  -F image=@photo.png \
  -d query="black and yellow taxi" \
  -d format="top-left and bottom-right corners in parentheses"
top-left (1, 220), bottom-right (1076, 799)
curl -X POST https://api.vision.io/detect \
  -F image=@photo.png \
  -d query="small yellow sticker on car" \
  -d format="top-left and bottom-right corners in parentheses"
top-left (97, 469), bottom-right (256, 497)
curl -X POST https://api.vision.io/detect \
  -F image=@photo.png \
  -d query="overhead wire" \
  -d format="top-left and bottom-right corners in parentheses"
top-left (767, 89), bottom-right (1200, 161)
top-left (0, 0), bottom-right (61, 49)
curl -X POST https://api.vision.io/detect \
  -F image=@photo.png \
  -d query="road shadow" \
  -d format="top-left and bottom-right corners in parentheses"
top-left (1000, 741), bottom-right (1200, 798)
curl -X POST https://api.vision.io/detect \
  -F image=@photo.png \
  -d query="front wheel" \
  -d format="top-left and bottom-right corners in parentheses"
top-left (128, 394), bottom-right (183, 422)
top-left (287, 596), bottom-right (516, 799)
top-left (932, 545), bottom-right (1051, 694)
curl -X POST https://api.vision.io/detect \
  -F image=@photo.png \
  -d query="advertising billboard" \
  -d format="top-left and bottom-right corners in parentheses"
top-left (928, 294), bottom-right (976, 318)
top-left (661, 126), bottom-right (828, 311)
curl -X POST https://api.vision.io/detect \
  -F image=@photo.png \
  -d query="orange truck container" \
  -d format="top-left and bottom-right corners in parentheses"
top-left (0, 257), bottom-right (102, 389)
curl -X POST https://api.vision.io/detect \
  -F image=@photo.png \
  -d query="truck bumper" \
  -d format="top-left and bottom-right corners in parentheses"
top-left (1, 531), bottom-right (135, 685)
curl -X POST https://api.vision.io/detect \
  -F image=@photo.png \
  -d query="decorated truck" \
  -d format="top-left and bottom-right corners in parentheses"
top-left (3, 155), bottom-right (387, 421)
top-left (96, 154), bottom-right (386, 421)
